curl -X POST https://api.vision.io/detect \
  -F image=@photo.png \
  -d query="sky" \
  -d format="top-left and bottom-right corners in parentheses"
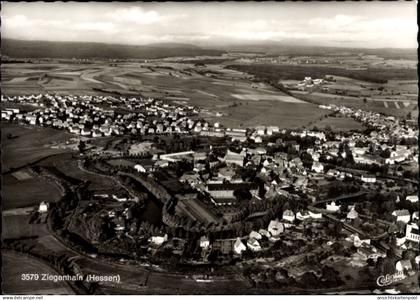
top-left (1, 2), bottom-right (418, 49)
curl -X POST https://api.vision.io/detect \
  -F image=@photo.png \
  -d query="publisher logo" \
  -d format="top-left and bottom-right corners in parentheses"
top-left (376, 272), bottom-right (406, 287)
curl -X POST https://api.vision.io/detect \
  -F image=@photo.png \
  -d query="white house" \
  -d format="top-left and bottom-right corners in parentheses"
top-left (81, 128), bottom-right (91, 136)
top-left (361, 174), bottom-right (376, 183)
top-left (233, 238), bottom-right (247, 255)
top-left (406, 195), bottom-right (418, 203)
top-left (282, 210), bottom-right (295, 223)
top-left (311, 162), bottom-right (324, 173)
top-left (296, 211), bottom-right (310, 221)
top-left (395, 260), bottom-right (413, 273)
top-left (267, 219), bottom-right (284, 238)
top-left (255, 126), bottom-right (265, 136)
top-left (112, 194), bottom-right (128, 202)
top-left (199, 236), bottom-right (210, 249)
top-left (326, 201), bottom-right (340, 212)
top-left (39, 201), bottom-right (48, 213)
top-left (247, 238), bottom-right (262, 252)
top-left (249, 231), bottom-right (262, 240)
top-left (353, 235), bottom-right (371, 248)
top-left (254, 136), bottom-right (262, 143)
top-left (258, 229), bottom-right (271, 238)
top-left (149, 234), bottom-right (168, 246)
top-left (405, 223), bottom-right (419, 243)
top-left (92, 130), bottom-right (102, 138)
top-left (134, 164), bottom-right (146, 173)
top-left (347, 208), bottom-right (359, 220)
top-left (392, 209), bottom-right (411, 224)
top-left (309, 210), bottom-right (322, 219)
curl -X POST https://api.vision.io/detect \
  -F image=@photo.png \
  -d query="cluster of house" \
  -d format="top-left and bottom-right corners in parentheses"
top-left (145, 127), bottom-right (418, 260)
top-left (149, 115), bottom-right (417, 212)
top-left (319, 104), bottom-right (418, 166)
top-left (196, 218), bottom-right (286, 255)
top-left (295, 76), bottom-right (325, 91)
top-left (241, 56), bottom-right (338, 66)
top-left (7, 93), bottom-right (418, 266)
top-left (1, 94), bottom-right (208, 138)
top-left (320, 104), bottom-right (418, 142)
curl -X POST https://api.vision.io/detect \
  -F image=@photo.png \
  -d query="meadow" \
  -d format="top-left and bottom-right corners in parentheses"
top-left (38, 153), bottom-right (119, 192)
top-left (1, 123), bottom-right (76, 172)
top-left (2, 214), bottom-right (49, 239)
top-left (2, 251), bottom-right (74, 294)
top-left (311, 117), bottom-right (366, 132)
top-left (2, 173), bottom-right (63, 210)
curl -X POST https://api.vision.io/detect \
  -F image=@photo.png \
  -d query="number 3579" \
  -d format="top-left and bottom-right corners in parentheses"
top-left (21, 274), bottom-right (39, 280)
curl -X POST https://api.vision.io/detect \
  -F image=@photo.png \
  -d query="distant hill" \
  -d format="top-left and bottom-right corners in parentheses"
top-left (204, 40), bottom-right (417, 60)
top-left (1, 39), bottom-right (225, 59)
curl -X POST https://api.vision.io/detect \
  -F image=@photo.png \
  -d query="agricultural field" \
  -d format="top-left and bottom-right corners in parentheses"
top-left (1, 122), bottom-right (76, 172)
top-left (294, 92), bottom-right (418, 119)
top-left (2, 173), bottom-right (63, 210)
top-left (227, 64), bottom-right (418, 84)
top-left (225, 64), bottom-right (417, 120)
top-left (2, 251), bottom-right (74, 294)
top-left (3, 58), bottom-right (415, 130)
top-left (2, 61), bottom-right (329, 129)
top-left (205, 100), bottom-right (329, 129)
top-left (311, 117), bottom-right (366, 132)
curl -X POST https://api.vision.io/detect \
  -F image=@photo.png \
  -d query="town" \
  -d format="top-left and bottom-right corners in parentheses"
top-left (2, 91), bottom-right (419, 294)
top-left (1, 1), bottom-right (418, 296)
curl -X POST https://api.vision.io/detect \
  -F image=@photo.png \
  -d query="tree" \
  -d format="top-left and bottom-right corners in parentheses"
top-left (78, 140), bottom-right (86, 153)
top-left (233, 189), bottom-right (252, 201)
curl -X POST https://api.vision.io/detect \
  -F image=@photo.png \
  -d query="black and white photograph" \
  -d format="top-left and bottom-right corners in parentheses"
top-left (1, 1), bottom-right (419, 297)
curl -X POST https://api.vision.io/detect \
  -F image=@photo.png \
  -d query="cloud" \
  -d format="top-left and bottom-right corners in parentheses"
top-left (309, 14), bottom-right (358, 28)
top-left (2, 14), bottom-right (69, 29)
top-left (108, 7), bottom-right (162, 25)
top-left (1, 5), bottom-right (416, 49)
top-left (2, 14), bottom-right (31, 28)
top-left (74, 22), bottom-right (116, 32)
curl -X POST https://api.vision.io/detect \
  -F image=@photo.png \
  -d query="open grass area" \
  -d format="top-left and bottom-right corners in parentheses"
top-left (2, 214), bottom-right (49, 239)
top-left (205, 101), bottom-right (329, 129)
top-left (2, 251), bottom-right (74, 294)
top-left (38, 153), bottom-right (119, 192)
top-left (1, 123), bottom-right (76, 172)
top-left (2, 174), bottom-right (63, 210)
top-left (311, 117), bottom-right (366, 132)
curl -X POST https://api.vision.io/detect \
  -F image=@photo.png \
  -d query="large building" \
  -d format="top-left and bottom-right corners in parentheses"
top-left (206, 182), bottom-right (259, 202)
top-left (223, 150), bottom-right (246, 167)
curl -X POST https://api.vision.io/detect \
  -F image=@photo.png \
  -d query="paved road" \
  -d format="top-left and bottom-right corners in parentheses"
top-left (40, 232), bottom-right (250, 294)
